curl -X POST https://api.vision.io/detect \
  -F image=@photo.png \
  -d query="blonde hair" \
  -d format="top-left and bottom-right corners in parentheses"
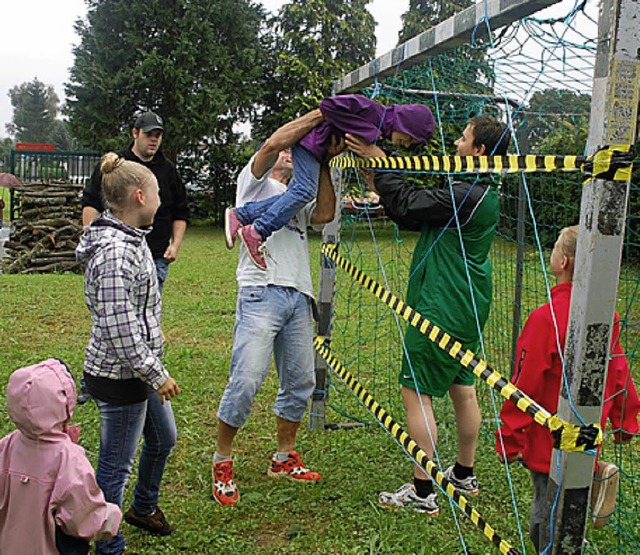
top-left (100, 152), bottom-right (155, 212)
top-left (558, 225), bottom-right (578, 260)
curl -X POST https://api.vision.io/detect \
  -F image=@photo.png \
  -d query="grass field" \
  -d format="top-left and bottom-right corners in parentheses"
top-left (0, 225), bottom-right (636, 554)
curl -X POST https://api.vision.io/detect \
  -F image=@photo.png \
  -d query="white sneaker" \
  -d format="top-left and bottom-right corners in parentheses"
top-left (443, 465), bottom-right (479, 496)
top-left (378, 483), bottom-right (439, 515)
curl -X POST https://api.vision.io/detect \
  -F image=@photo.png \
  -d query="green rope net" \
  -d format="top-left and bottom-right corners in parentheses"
top-left (321, 1), bottom-right (639, 553)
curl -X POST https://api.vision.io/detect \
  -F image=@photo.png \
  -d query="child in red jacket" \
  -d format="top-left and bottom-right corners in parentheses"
top-left (495, 225), bottom-right (639, 552)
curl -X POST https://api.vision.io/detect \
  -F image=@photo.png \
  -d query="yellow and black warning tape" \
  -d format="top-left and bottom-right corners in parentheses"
top-left (320, 242), bottom-right (603, 453)
top-left (314, 336), bottom-right (521, 555)
top-left (329, 144), bottom-right (634, 182)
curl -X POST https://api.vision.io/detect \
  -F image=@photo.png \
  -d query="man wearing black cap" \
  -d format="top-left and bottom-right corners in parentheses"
top-left (82, 111), bottom-right (189, 292)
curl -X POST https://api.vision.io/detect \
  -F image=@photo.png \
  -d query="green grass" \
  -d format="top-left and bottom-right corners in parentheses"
top-left (0, 225), bottom-right (636, 554)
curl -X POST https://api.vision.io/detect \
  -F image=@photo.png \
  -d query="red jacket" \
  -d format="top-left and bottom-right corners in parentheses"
top-left (495, 282), bottom-right (640, 473)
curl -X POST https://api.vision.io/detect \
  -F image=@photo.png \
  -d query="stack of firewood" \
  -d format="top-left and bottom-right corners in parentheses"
top-left (1, 180), bottom-right (85, 274)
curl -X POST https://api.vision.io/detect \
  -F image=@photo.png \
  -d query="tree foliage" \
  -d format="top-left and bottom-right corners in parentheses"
top-left (255, 0), bottom-right (376, 138)
top-left (6, 79), bottom-right (60, 144)
top-left (524, 88), bottom-right (591, 154)
top-left (399, 0), bottom-right (473, 43)
top-left (65, 0), bottom-right (267, 161)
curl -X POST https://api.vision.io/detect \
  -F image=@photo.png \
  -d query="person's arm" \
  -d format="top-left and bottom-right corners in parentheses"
top-left (347, 133), bottom-right (485, 231)
top-left (163, 219), bottom-right (187, 262)
top-left (82, 207), bottom-right (100, 227)
top-left (82, 163), bottom-right (106, 225)
top-left (54, 454), bottom-right (122, 541)
top-left (311, 136), bottom-right (343, 224)
top-left (252, 108), bottom-right (324, 179)
top-left (496, 309), bottom-right (553, 462)
top-left (605, 318), bottom-right (640, 443)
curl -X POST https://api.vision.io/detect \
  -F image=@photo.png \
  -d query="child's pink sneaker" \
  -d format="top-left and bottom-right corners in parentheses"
top-left (239, 225), bottom-right (267, 270)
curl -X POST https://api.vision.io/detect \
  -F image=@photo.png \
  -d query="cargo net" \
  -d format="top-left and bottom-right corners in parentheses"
top-left (322, 1), bottom-right (640, 553)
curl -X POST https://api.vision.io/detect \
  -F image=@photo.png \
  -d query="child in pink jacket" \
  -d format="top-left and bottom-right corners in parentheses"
top-left (0, 358), bottom-right (122, 554)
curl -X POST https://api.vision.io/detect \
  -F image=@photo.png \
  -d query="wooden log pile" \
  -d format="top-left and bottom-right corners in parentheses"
top-left (1, 180), bottom-right (85, 274)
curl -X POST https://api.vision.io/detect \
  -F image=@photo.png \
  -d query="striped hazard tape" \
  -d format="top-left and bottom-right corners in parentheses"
top-left (314, 336), bottom-right (521, 555)
top-left (328, 144), bottom-right (634, 182)
top-left (320, 242), bottom-right (603, 453)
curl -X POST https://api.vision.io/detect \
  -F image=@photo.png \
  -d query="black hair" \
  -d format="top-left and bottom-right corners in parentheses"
top-left (468, 116), bottom-right (511, 155)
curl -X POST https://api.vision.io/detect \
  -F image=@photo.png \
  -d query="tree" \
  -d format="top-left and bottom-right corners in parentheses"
top-left (255, 0), bottom-right (376, 137)
top-left (399, 0), bottom-right (473, 43)
top-left (65, 0), bottom-right (267, 162)
top-left (6, 79), bottom-right (60, 143)
top-left (525, 88), bottom-right (591, 153)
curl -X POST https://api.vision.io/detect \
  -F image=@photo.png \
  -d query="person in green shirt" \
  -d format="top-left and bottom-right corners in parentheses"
top-left (346, 116), bottom-right (511, 515)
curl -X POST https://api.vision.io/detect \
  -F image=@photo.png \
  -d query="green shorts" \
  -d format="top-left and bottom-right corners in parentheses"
top-left (399, 324), bottom-right (476, 397)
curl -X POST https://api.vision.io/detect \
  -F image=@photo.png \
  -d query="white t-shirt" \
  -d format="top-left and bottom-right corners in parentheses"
top-left (235, 156), bottom-right (320, 299)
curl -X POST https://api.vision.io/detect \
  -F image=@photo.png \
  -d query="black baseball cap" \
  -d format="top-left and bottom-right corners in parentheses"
top-left (134, 111), bottom-right (164, 133)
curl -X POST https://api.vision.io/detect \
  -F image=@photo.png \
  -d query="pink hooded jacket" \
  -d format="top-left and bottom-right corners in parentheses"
top-left (0, 359), bottom-right (122, 553)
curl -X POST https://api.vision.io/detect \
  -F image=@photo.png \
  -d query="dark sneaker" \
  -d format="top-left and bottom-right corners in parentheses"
top-left (443, 465), bottom-right (479, 496)
top-left (224, 207), bottom-right (243, 249)
top-left (212, 459), bottom-right (240, 506)
top-left (268, 451), bottom-right (321, 482)
top-left (591, 461), bottom-right (619, 528)
top-left (379, 483), bottom-right (439, 515)
top-left (124, 506), bottom-right (175, 536)
top-left (239, 224), bottom-right (267, 270)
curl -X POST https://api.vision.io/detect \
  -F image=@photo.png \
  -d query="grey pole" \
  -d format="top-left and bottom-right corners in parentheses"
top-left (541, 1), bottom-right (639, 553)
top-left (309, 167), bottom-right (342, 430)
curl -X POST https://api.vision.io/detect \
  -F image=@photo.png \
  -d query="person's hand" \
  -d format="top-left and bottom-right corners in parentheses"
top-left (157, 376), bottom-right (180, 404)
top-left (0, 173), bottom-right (21, 188)
top-left (326, 135), bottom-right (347, 159)
top-left (163, 244), bottom-right (179, 262)
top-left (497, 452), bottom-right (522, 464)
top-left (345, 134), bottom-right (385, 158)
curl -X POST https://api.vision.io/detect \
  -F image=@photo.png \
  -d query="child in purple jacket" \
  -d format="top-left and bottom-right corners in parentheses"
top-left (225, 94), bottom-right (436, 270)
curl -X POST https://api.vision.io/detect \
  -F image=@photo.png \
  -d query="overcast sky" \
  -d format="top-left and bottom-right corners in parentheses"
top-left (0, 0), bottom-right (409, 138)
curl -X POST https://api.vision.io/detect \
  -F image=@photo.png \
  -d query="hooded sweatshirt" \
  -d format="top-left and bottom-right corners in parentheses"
top-left (496, 282), bottom-right (640, 473)
top-left (0, 359), bottom-right (121, 553)
top-left (76, 211), bottom-right (169, 404)
top-left (299, 94), bottom-right (435, 161)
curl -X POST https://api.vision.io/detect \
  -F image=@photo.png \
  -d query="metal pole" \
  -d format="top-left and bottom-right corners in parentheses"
top-left (309, 167), bottom-right (342, 430)
top-left (541, 1), bottom-right (640, 553)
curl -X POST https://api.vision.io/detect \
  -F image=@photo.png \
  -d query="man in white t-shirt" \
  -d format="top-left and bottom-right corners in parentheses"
top-left (212, 110), bottom-right (339, 506)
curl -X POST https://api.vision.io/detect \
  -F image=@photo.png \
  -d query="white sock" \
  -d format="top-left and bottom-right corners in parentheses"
top-left (274, 451), bottom-right (290, 462)
top-left (213, 452), bottom-right (232, 464)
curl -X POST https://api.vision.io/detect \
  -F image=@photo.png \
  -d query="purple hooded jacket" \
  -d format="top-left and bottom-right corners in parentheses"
top-left (299, 94), bottom-right (435, 160)
top-left (0, 359), bottom-right (121, 553)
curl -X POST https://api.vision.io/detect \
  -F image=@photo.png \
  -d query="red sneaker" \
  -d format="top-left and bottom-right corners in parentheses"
top-left (239, 224), bottom-right (267, 270)
top-left (224, 207), bottom-right (243, 249)
top-left (268, 451), bottom-right (321, 482)
top-left (212, 459), bottom-right (240, 506)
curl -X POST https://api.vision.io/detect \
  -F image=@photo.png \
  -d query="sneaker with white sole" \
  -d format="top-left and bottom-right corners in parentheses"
top-left (443, 465), bottom-right (479, 496)
top-left (378, 483), bottom-right (439, 515)
top-left (590, 461), bottom-right (619, 528)
top-left (224, 207), bottom-right (243, 249)
top-left (268, 451), bottom-right (321, 482)
top-left (212, 459), bottom-right (240, 506)
top-left (239, 224), bottom-right (267, 270)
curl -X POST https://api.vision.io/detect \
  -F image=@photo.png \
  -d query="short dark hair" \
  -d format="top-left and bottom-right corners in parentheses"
top-left (468, 116), bottom-right (511, 155)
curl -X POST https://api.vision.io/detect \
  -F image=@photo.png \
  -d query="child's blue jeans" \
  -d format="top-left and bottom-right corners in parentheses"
top-left (236, 144), bottom-right (319, 239)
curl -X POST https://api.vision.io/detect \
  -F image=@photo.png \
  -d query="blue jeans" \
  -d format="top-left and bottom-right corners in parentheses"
top-left (154, 257), bottom-right (170, 293)
top-left (236, 144), bottom-right (320, 239)
top-left (217, 285), bottom-right (316, 428)
top-left (94, 391), bottom-right (177, 555)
